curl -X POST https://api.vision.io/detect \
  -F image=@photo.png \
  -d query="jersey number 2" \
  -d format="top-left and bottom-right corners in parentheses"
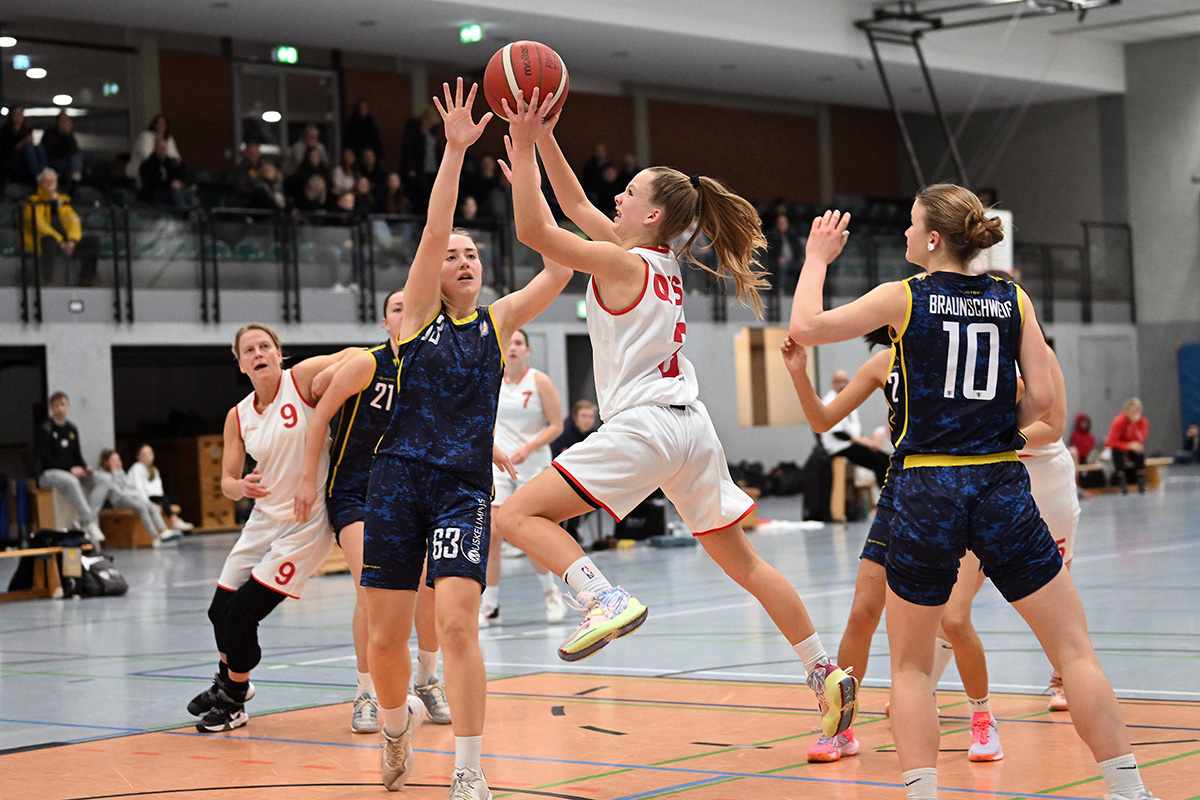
top-left (942, 321), bottom-right (999, 400)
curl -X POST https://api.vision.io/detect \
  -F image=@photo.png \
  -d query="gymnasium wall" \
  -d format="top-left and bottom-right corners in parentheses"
top-left (159, 49), bottom-right (235, 175)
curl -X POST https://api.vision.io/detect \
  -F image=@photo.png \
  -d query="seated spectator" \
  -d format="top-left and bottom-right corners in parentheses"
top-left (287, 147), bottom-right (333, 210)
top-left (358, 147), bottom-right (385, 208)
top-left (245, 160), bottom-right (287, 210)
top-left (42, 112), bottom-right (83, 188)
top-left (128, 443), bottom-right (194, 531)
top-left (1174, 422), bottom-right (1200, 464)
top-left (286, 124), bottom-right (328, 174)
top-left (126, 114), bottom-right (181, 184)
top-left (383, 171), bottom-right (408, 215)
top-left (350, 174), bottom-right (379, 214)
top-left (464, 153), bottom-right (500, 217)
top-left (231, 141), bottom-right (263, 206)
top-left (331, 147), bottom-right (358, 197)
top-left (1068, 413), bottom-right (1096, 464)
top-left (293, 173), bottom-right (331, 214)
top-left (23, 168), bottom-right (101, 286)
top-left (35, 391), bottom-right (106, 548)
top-left (97, 449), bottom-right (181, 546)
top-left (1104, 397), bottom-right (1149, 494)
top-left (343, 98), bottom-right (383, 162)
top-left (2, 106), bottom-right (47, 184)
top-left (820, 369), bottom-right (890, 487)
top-left (139, 136), bottom-right (196, 207)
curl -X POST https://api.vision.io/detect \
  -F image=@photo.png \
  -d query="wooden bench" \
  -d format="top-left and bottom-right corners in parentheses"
top-left (830, 456), bottom-right (875, 523)
top-left (1079, 455), bottom-right (1171, 494)
top-left (0, 547), bottom-right (65, 602)
top-left (99, 508), bottom-right (156, 548)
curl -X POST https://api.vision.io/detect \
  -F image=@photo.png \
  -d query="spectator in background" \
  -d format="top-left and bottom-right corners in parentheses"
top-left (343, 99), bottom-right (383, 162)
top-left (765, 212), bottom-right (802, 294)
top-left (293, 173), bottom-right (331, 214)
top-left (245, 160), bottom-right (287, 211)
top-left (592, 161), bottom-right (623, 218)
top-left (331, 147), bottom-right (358, 198)
top-left (35, 391), bottom-right (107, 548)
top-left (231, 141), bottom-right (263, 206)
top-left (129, 443), bottom-right (194, 531)
top-left (23, 168), bottom-right (101, 286)
top-left (288, 147), bottom-right (333, 210)
top-left (1104, 397), bottom-right (1149, 494)
top-left (580, 142), bottom-right (609, 204)
top-left (617, 152), bottom-right (639, 188)
top-left (820, 369), bottom-right (890, 488)
top-left (399, 105), bottom-right (441, 213)
top-left (550, 400), bottom-right (599, 544)
top-left (42, 112), bottom-right (83, 189)
top-left (97, 449), bottom-right (181, 546)
top-left (357, 147), bottom-right (386, 210)
top-left (463, 153), bottom-right (500, 216)
top-left (1174, 422), bottom-right (1200, 465)
top-left (127, 114), bottom-right (181, 183)
top-left (1068, 413), bottom-right (1095, 465)
top-left (346, 174), bottom-right (378, 215)
top-left (286, 124), bottom-right (328, 174)
top-left (383, 171), bottom-right (407, 215)
top-left (139, 136), bottom-right (195, 207)
top-left (2, 106), bottom-right (47, 185)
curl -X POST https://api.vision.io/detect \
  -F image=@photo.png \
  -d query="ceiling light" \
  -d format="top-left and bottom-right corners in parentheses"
top-left (13, 54), bottom-right (29, 70)
top-left (0, 36), bottom-right (17, 47)
top-left (262, 110), bottom-right (281, 123)
top-left (26, 67), bottom-right (46, 79)
top-left (53, 94), bottom-right (73, 106)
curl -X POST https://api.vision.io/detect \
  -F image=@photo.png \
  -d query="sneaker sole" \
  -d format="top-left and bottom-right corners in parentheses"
top-left (968, 749), bottom-right (1004, 762)
top-left (557, 605), bottom-right (648, 662)
top-left (351, 718), bottom-right (380, 733)
top-left (822, 671), bottom-right (858, 738)
top-left (188, 682), bottom-right (255, 716)
top-left (195, 710), bottom-right (249, 732)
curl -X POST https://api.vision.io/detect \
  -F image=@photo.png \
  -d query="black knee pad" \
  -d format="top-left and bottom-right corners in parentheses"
top-left (207, 586), bottom-right (236, 654)
top-left (223, 580), bottom-right (286, 673)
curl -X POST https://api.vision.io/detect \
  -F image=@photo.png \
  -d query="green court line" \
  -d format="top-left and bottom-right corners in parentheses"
top-left (521, 767), bottom-right (635, 795)
top-left (1036, 746), bottom-right (1200, 794)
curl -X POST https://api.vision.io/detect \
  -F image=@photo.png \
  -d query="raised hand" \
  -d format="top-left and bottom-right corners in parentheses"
top-left (780, 336), bottom-right (809, 375)
top-left (433, 78), bottom-right (492, 150)
top-left (805, 209), bottom-right (851, 265)
top-left (502, 87), bottom-right (558, 150)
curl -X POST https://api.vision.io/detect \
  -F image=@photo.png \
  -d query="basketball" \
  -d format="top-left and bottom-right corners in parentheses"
top-left (483, 41), bottom-right (569, 120)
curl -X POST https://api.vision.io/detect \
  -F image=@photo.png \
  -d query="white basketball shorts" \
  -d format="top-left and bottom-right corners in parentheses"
top-left (217, 507), bottom-right (335, 599)
top-left (1022, 447), bottom-right (1080, 563)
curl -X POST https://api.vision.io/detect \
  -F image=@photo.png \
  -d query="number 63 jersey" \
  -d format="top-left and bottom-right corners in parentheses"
top-left (890, 271), bottom-right (1026, 458)
top-left (236, 368), bottom-right (330, 520)
top-left (327, 343), bottom-right (397, 501)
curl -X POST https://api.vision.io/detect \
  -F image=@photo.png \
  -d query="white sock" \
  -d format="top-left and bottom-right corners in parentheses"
top-left (1098, 754), bottom-right (1144, 796)
top-left (356, 671), bottom-right (374, 696)
top-left (480, 585), bottom-right (499, 611)
top-left (931, 637), bottom-right (954, 689)
top-left (791, 632), bottom-right (829, 677)
top-left (415, 649), bottom-right (438, 686)
top-left (902, 767), bottom-right (938, 799)
top-left (562, 556), bottom-right (611, 597)
top-left (967, 695), bottom-right (991, 715)
top-left (537, 570), bottom-right (558, 594)
top-left (455, 734), bottom-right (483, 771)
top-left (379, 703), bottom-right (411, 737)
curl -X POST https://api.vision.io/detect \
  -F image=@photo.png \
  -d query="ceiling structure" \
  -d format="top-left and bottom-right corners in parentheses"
top-left (1, 0), bottom-right (1198, 113)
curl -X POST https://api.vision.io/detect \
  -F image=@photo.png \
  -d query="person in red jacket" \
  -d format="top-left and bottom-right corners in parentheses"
top-left (1105, 398), bottom-right (1148, 494)
top-left (1068, 413), bottom-right (1096, 465)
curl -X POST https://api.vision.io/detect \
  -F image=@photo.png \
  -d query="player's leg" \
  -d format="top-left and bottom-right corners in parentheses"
top-left (338, 521), bottom-right (380, 733)
top-left (412, 563), bottom-right (451, 724)
top-left (480, 513), bottom-right (504, 625)
top-left (365, 585), bottom-right (420, 790)
top-left (885, 587), bottom-right (945, 795)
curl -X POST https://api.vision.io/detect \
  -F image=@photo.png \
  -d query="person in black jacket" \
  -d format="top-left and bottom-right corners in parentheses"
top-left (343, 99), bottom-right (384, 162)
top-left (34, 391), bottom-right (107, 546)
top-left (139, 136), bottom-right (195, 206)
top-left (42, 112), bottom-right (83, 188)
top-left (399, 106), bottom-right (441, 213)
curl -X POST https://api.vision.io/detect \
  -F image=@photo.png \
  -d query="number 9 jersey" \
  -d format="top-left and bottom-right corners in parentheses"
top-left (890, 271), bottom-right (1025, 458)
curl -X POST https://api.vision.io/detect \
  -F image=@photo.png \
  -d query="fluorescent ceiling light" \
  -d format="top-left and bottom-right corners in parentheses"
top-left (26, 66), bottom-right (47, 79)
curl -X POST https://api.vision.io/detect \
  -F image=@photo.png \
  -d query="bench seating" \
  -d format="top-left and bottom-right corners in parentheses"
top-left (0, 547), bottom-right (64, 602)
top-left (1078, 455), bottom-right (1171, 494)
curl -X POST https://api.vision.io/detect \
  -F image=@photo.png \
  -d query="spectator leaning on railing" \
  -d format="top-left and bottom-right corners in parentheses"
top-left (23, 168), bottom-right (101, 286)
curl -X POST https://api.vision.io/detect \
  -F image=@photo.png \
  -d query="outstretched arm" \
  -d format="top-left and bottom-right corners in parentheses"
top-left (290, 347), bottom-right (360, 404)
top-left (534, 120), bottom-right (620, 244)
top-left (781, 341), bottom-right (890, 433)
top-left (400, 79), bottom-right (493, 341)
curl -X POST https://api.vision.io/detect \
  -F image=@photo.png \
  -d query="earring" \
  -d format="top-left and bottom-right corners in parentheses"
top-left (927, 242), bottom-right (936, 251)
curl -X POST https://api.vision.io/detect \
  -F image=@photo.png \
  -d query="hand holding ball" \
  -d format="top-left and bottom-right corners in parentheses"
top-left (484, 41), bottom-right (569, 120)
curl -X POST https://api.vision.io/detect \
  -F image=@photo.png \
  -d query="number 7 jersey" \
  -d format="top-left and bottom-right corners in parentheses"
top-left (890, 271), bottom-right (1025, 457)
top-left (587, 246), bottom-right (698, 422)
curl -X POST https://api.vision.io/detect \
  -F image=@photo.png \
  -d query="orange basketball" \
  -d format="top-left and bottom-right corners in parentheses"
top-left (483, 41), bottom-right (569, 120)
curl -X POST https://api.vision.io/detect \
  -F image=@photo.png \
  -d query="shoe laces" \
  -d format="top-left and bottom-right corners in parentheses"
top-left (1048, 674), bottom-right (1064, 691)
top-left (449, 766), bottom-right (484, 800)
top-left (564, 586), bottom-right (629, 617)
top-left (971, 714), bottom-right (994, 743)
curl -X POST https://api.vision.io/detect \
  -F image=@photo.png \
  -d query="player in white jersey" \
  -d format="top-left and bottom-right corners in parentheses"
top-left (493, 90), bottom-right (859, 739)
top-left (480, 329), bottom-right (566, 626)
top-left (187, 323), bottom-right (348, 733)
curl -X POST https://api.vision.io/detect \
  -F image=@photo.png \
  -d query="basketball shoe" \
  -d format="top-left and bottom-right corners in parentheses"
top-left (188, 674), bottom-right (254, 716)
top-left (414, 676), bottom-right (452, 724)
top-left (380, 696), bottom-right (422, 791)
top-left (558, 586), bottom-right (647, 661)
top-left (351, 691), bottom-right (379, 733)
top-left (478, 602), bottom-right (500, 628)
top-left (1047, 673), bottom-right (1068, 711)
top-left (195, 693), bottom-right (248, 733)
top-left (449, 765), bottom-right (492, 800)
top-left (1106, 791), bottom-right (1161, 800)
top-left (806, 660), bottom-right (858, 738)
top-left (806, 727), bottom-right (859, 762)
top-left (968, 712), bottom-right (1003, 761)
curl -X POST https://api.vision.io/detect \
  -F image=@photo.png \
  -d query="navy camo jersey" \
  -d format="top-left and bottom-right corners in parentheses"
top-left (891, 271), bottom-right (1026, 457)
top-left (327, 343), bottom-right (397, 499)
top-left (375, 305), bottom-right (504, 490)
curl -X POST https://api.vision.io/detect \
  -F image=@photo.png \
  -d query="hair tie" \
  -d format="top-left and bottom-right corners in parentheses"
top-left (689, 173), bottom-right (701, 189)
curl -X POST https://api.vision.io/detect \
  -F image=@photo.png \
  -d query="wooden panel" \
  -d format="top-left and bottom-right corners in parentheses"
top-left (159, 50), bottom-right (235, 174)
top-left (830, 105), bottom-right (902, 199)
top-left (152, 434), bottom-right (236, 532)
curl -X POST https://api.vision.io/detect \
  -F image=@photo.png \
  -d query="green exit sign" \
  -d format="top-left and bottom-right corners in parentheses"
top-left (272, 46), bottom-right (298, 64)
top-left (459, 24), bottom-right (482, 43)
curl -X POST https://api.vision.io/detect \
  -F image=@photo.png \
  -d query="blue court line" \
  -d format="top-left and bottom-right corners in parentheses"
top-left (0, 718), bottom-right (146, 734)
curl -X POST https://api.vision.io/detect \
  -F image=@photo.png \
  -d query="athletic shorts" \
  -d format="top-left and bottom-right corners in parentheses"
top-left (1021, 448), bottom-right (1080, 564)
top-left (492, 455), bottom-right (550, 505)
top-left (361, 456), bottom-right (490, 591)
top-left (327, 485), bottom-right (367, 541)
top-left (217, 506), bottom-right (335, 599)
top-left (885, 459), bottom-right (1063, 606)
top-left (553, 401), bottom-right (754, 535)
top-left (860, 470), bottom-right (899, 565)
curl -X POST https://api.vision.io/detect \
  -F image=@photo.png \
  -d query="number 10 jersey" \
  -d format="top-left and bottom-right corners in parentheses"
top-left (890, 271), bottom-right (1024, 458)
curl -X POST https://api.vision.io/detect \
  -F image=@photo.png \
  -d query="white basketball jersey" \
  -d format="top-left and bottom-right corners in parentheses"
top-left (587, 246), bottom-right (699, 421)
top-left (495, 366), bottom-right (552, 473)
top-left (1019, 437), bottom-right (1068, 461)
top-left (235, 369), bottom-right (330, 521)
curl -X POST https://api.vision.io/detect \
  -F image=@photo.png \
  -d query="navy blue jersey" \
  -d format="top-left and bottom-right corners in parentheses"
top-left (327, 342), bottom-right (398, 500)
top-left (376, 305), bottom-right (504, 490)
top-left (891, 271), bottom-right (1025, 458)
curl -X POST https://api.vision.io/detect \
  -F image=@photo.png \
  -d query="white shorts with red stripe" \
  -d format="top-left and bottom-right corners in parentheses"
top-left (217, 507), bottom-right (334, 599)
top-left (552, 401), bottom-right (754, 536)
top-left (1021, 446), bottom-right (1080, 563)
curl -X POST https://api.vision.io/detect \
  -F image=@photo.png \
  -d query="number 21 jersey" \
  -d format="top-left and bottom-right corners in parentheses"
top-left (327, 343), bottom-right (397, 500)
top-left (891, 271), bottom-right (1024, 457)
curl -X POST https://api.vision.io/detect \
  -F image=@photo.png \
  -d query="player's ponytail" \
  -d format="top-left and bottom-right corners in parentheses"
top-left (915, 183), bottom-right (1004, 266)
top-left (648, 167), bottom-right (770, 319)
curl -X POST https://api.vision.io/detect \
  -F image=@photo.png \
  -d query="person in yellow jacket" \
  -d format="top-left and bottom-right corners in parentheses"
top-left (23, 168), bottom-right (100, 286)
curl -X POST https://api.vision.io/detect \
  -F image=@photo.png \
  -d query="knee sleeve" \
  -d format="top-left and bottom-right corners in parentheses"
top-left (222, 579), bottom-right (286, 673)
top-left (207, 586), bottom-right (236, 654)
